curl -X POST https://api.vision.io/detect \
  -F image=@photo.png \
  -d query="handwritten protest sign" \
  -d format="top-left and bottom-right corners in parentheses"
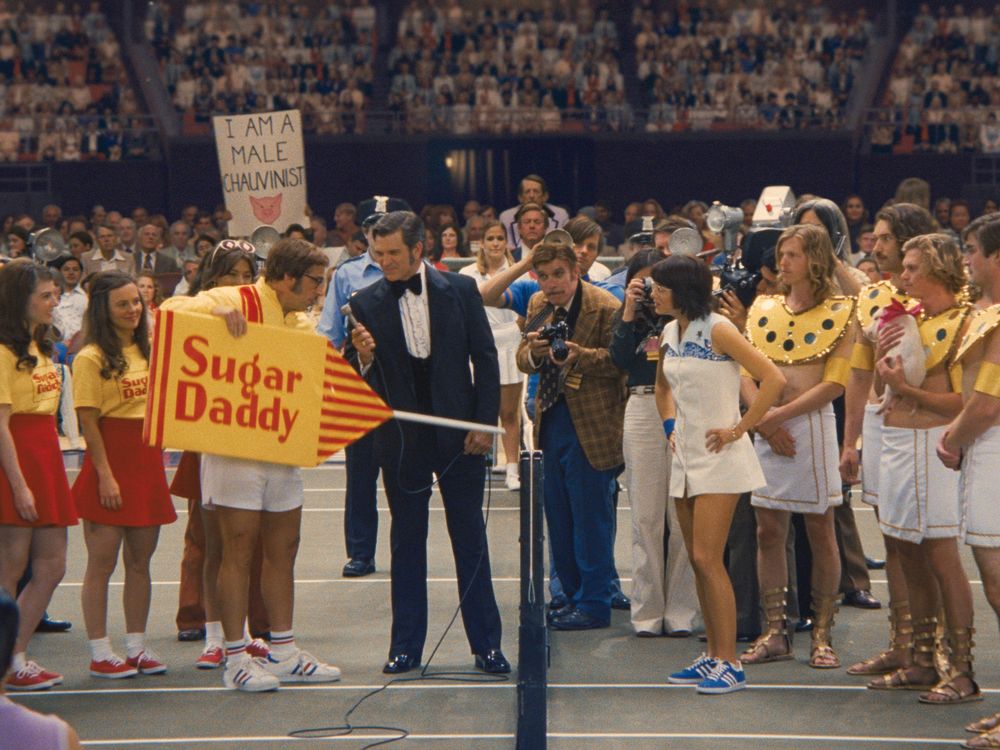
top-left (213, 110), bottom-right (308, 237)
top-left (144, 309), bottom-right (392, 466)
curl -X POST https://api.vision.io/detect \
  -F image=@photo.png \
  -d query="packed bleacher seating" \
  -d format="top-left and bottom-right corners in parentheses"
top-left (0, 1), bottom-right (156, 161)
top-left (634, 1), bottom-right (874, 132)
top-left (387, 0), bottom-right (626, 134)
top-left (869, 2), bottom-right (1000, 154)
top-left (146, 0), bottom-right (377, 135)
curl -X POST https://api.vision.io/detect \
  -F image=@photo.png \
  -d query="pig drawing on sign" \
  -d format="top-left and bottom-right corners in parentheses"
top-left (250, 193), bottom-right (282, 224)
top-left (865, 298), bottom-right (925, 413)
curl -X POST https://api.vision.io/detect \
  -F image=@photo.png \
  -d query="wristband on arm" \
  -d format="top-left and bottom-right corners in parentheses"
top-left (663, 418), bottom-right (675, 439)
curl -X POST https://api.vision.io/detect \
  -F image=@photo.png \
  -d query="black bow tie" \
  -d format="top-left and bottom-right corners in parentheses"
top-left (389, 274), bottom-right (422, 299)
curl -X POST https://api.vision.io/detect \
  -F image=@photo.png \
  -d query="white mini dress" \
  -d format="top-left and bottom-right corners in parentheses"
top-left (661, 312), bottom-right (766, 498)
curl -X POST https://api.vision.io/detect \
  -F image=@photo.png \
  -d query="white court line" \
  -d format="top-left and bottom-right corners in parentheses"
top-left (20, 682), bottom-right (1000, 698)
top-left (53, 576), bottom-right (984, 587)
top-left (81, 735), bottom-right (513, 746)
top-left (548, 733), bottom-right (958, 745)
top-left (76, 735), bottom-right (962, 747)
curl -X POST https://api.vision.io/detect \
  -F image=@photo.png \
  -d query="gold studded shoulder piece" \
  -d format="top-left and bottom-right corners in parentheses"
top-left (747, 295), bottom-right (856, 364)
top-left (953, 304), bottom-right (1000, 366)
top-left (920, 305), bottom-right (972, 371)
top-left (856, 280), bottom-right (910, 331)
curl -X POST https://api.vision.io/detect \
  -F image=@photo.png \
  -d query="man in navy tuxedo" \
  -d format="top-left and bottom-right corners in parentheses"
top-left (349, 211), bottom-right (509, 675)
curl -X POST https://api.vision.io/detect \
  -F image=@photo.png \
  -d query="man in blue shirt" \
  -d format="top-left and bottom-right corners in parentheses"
top-left (318, 206), bottom-right (387, 578)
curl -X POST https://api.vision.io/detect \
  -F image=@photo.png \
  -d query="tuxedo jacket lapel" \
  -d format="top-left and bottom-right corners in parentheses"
top-left (372, 279), bottom-right (415, 400)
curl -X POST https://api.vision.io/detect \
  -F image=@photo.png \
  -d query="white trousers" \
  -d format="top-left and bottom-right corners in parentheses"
top-left (623, 394), bottom-right (700, 634)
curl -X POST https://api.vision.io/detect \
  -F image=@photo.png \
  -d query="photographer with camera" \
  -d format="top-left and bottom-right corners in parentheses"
top-left (517, 242), bottom-right (626, 631)
top-left (609, 250), bottom-right (698, 638)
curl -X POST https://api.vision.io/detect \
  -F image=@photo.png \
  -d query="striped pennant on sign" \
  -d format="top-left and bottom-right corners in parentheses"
top-left (317, 342), bottom-right (394, 462)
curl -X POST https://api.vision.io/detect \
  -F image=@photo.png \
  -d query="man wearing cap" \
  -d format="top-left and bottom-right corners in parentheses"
top-left (317, 200), bottom-right (387, 579)
top-left (499, 174), bottom-right (569, 248)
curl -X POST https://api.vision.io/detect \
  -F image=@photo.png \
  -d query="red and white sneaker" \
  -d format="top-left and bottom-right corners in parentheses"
top-left (6, 661), bottom-right (59, 691)
top-left (126, 649), bottom-right (167, 675)
top-left (246, 638), bottom-right (270, 659)
top-left (196, 645), bottom-right (225, 669)
top-left (90, 655), bottom-right (139, 679)
top-left (35, 664), bottom-right (63, 686)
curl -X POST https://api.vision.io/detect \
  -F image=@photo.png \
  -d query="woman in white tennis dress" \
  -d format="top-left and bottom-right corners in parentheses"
top-left (653, 255), bottom-right (784, 695)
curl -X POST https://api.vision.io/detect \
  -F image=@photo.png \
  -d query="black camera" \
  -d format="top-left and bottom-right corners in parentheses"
top-left (538, 320), bottom-right (570, 362)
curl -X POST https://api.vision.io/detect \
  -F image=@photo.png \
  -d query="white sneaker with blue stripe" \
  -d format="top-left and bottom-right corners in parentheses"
top-left (263, 649), bottom-right (341, 683)
top-left (667, 653), bottom-right (718, 684)
top-left (696, 659), bottom-right (746, 694)
top-left (223, 655), bottom-right (280, 692)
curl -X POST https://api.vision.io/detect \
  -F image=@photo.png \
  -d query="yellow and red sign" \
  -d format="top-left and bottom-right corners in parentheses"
top-left (144, 309), bottom-right (391, 466)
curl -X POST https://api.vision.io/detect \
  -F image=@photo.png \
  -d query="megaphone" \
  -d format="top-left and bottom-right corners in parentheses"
top-left (249, 225), bottom-right (281, 260)
top-left (30, 228), bottom-right (68, 264)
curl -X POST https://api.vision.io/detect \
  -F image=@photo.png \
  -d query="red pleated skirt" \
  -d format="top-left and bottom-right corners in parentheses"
top-left (169, 451), bottom-right (201, 501)
top-left (0, 414), bottom-right (77, 527)
top-left (73, 417), bottom-right (177, 527)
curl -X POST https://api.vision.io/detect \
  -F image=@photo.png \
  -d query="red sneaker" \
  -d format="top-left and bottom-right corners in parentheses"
top-left (6, 661), bottom-right (58, 691)
top-left (90, 656), bottom-right (139, 679)
top-left (36, 664), bottom-right (63, 685)
top-left (196, 645), bottom-right (224, 669)
top-left (126, 649), bottom-right (167, 675)
top-left (246, 639), bottom-right (271, 659)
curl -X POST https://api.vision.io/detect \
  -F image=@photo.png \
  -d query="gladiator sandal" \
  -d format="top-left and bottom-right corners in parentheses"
top-left (867, 616), bottom-right (940, 690)
top-left (740, 587), bottom-right (793, 665)
top-left (846, 600), bottom-right (913, 675)
top-left (809, 590), bottom-right (840, 669)
top-left (919, 626), bottom-right (982, 705)
top-left (934, 607), bottom-right (951, 678)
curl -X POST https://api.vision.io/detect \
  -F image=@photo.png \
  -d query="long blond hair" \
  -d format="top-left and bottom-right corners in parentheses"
top-left (901, 233), bottom-right (966, 294)
top-left (776, 223), bottom-right (836, 304)
top-left (476, 219), bottom-right (514, 275)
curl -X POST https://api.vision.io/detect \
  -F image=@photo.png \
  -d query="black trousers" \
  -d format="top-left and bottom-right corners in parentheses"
top-left (343, 429), bottom-right (379, 562)
top-left (380, 427), bottom-right (502, 661)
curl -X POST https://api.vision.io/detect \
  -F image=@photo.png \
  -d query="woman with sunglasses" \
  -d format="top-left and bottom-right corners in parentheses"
top-left (172, 243), bottom-right (272, 667)
top-left (73, 271), bottom-right (176, 679)
top-left (0, 260), bottom-right (77, 691)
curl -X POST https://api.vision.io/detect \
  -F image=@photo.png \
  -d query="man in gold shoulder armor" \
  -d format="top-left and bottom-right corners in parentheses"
top-left (937, 213), bottom-right (1000, 746)
top-left (864, 233), bottom-right (977, 706)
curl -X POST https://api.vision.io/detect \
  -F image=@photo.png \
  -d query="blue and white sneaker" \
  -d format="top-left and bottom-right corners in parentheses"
top-left (696, 659), bottom-right (746, 694)
top-left (262, 649), bottom-right (341, 683)
top-left (667, 653), bottom-right (718, 684)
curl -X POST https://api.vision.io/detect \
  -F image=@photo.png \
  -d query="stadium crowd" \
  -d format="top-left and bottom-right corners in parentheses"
top-left (146, 0), bottom-right (376, 135)
top-left (0, 1), bottom-right (153, 161)
top-left (872, 2), bottom-right (1000, 154)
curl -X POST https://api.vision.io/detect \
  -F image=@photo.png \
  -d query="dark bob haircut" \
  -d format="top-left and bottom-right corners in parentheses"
top-left (650, 255), bottom-right (713, 320)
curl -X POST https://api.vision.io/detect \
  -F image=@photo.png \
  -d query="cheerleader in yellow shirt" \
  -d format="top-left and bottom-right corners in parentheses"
top-left (72, 272), bottom-right (176, 680)
top-left (0, 260), bottom-right (76, 692)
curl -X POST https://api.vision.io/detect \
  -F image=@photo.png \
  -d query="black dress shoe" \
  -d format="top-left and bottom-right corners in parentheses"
top-left (342, 558), bottom-right (375, 577)
top-left (549, 608), bottom-right (609, 631)
top-left (610, 592), bottom-right (631, 611)
top-left (177, 627), bottom-right (206, 642)
top-left (865, 556), bottom-right (886, 570)
top-left (546, 604), bottom-right (575, 623)
top-left (36, 616), bottom-right (72, 633)
top-left (843, 589), bottom-right (882, 609)
top-left (547, 595), bottom-right (568, 611)
top-left (474, 649), bottom-right (511, 674)
top-left (795, 617), bottom-right (813, 633)
top-left (383, 653), bottom-right (420, 674)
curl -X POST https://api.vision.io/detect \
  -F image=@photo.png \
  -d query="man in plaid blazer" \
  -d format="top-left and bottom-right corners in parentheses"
top-left (516, 242), bottom-right (627, 630)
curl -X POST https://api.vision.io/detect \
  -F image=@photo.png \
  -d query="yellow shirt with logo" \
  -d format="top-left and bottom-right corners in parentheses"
top-left (159, 277), bottom-right (316, 333)
top-left (73, 343), bottom-right (150, 419)
top-left (0, 343), bottom-right (61, 415)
